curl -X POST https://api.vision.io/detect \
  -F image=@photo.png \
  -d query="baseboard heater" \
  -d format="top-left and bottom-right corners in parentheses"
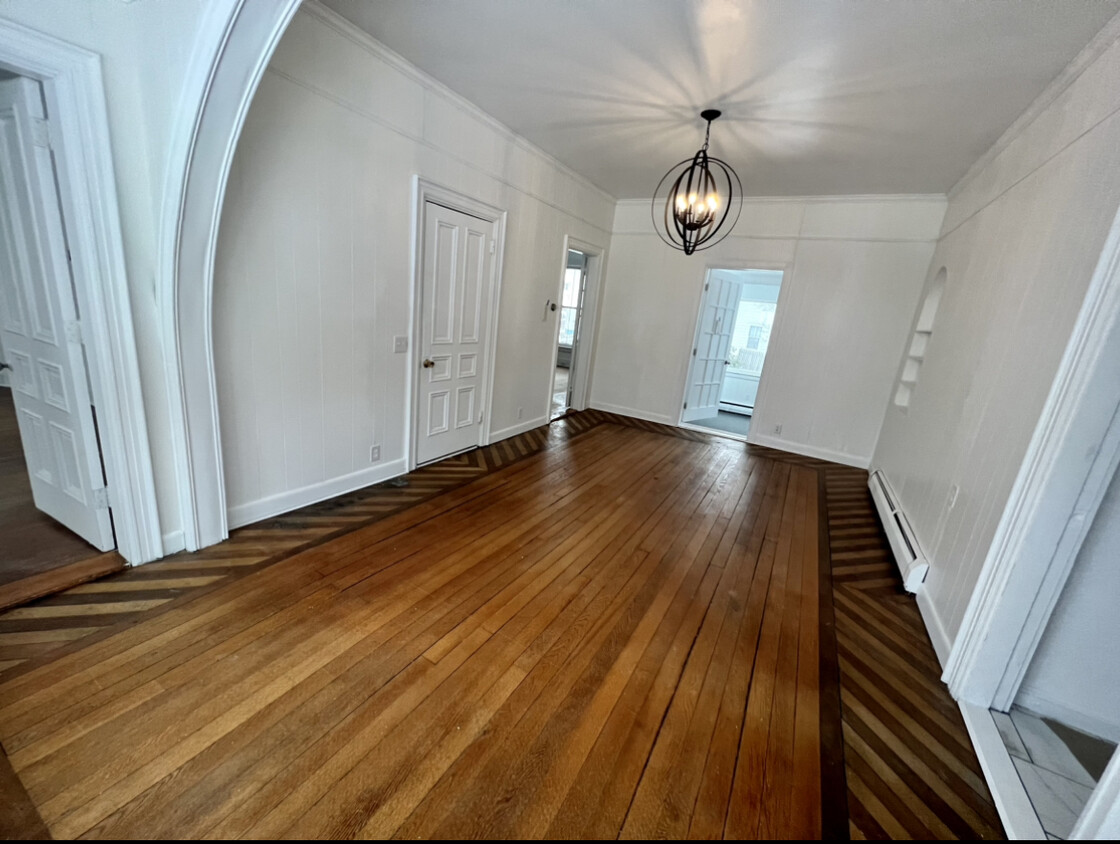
top-left (867, 470), bottom-right (928, 593)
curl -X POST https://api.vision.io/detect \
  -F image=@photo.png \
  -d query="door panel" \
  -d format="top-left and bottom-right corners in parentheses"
top-left (416, 202), bottom-right (495, 465)
top-left (683, 274), bottom-right (743, 422)
top-left (0, 78), bottom-right (114, 550)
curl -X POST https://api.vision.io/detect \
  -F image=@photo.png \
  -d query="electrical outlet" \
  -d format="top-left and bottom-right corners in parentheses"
top-left (393, 335), bottom-right (408, 353)
top-left (772, 424), bottom-right (783, 436)
top-left (947, 484), bottom-right (959, 510)
top-left (517, 407), bottom-right (523, 420)
top-left (370, 445), bottom-right (381, 462)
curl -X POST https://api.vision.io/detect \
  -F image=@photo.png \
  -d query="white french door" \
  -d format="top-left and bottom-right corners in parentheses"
top-left (415, 201), bottom-right (497, 465)
top-left (0, 77), bottom-right (114, 550)
top-left (682, 272), bottom-right (743, 422)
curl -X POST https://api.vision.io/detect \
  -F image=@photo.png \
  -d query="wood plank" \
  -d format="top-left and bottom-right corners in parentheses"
top-left (0, 412), bottom-right (1006, 840)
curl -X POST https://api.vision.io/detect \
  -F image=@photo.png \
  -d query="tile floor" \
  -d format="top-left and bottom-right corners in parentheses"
top-left (994, 705), bottom-right (1117, 838)
top-left (551, 366), bottom-right (568, 419)
top-left (690, 409), bottom-right (752, 437)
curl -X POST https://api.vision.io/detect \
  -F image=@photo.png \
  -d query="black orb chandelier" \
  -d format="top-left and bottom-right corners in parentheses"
top-left (651, 109), bottom-right (743, 255)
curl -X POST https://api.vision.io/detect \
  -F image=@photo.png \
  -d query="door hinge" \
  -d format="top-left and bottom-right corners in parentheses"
top-left (65, 319), bottom-right (83, 345)
top-left (31, 117), bottom-right (52, 149)
top-left (478, 411), bottom-right (484, 424)
top-left (93, 487), bottom-right (110, 509)
top-left (692, 348), bottom-right (697, 356)
top-left (489, 240), bottom-right (496, 255)
top-left (683, 401), bottom-right (688, 409)
top-left (704, 282), bottom-right (709, 291)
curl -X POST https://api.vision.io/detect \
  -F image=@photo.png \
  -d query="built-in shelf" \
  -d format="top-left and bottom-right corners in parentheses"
top-left (894, 270), bottom-right (945, 410)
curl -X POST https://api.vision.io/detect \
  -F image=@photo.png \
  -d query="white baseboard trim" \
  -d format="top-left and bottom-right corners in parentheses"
top-left (227, 458), bottom-right (409, 529)
top-left (745, 433), bottom-right (870, 469)
top-left (916, 588), bottom-right (953, 669)
top-left (959, 700), bottom-right (1046, 840)
top-left (489, 414), bottom-right (549, 443)
top-left (589, 401), bottom-right (675, 426)
top-left (1015, 689), bottom-right (1120, 744)
top-left (160, 529), bottom-right (185, 558)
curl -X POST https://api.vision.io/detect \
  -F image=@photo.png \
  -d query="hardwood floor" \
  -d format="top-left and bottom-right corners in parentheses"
top-left (0, 390), bottom-right (124, 606)
top-left (0, 411), bottom-right (1003, 839)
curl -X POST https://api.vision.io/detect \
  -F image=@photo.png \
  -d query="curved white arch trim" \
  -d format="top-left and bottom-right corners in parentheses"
top-left (160, 0), bottom-right (301, 551)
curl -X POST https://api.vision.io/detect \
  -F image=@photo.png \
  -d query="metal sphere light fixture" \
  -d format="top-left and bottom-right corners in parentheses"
top-left (652, 109), bottom-right (742, 255)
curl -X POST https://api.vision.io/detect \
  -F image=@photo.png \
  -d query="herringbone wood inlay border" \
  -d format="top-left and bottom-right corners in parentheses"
top-left (0, 410), bottom-right (1003, 839)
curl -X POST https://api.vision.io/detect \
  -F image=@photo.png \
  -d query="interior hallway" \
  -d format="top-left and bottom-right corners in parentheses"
top-left (0, 412), bottom-right (1002, 839)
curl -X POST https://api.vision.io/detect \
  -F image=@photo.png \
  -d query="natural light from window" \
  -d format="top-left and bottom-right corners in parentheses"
top-left (728, 300), bottom-right (775, 376)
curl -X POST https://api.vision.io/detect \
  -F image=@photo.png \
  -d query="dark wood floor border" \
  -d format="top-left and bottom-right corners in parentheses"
top-left (0, 740), bottom-right (49, 839)
top-left (817, 467), bottom-right (851, 840)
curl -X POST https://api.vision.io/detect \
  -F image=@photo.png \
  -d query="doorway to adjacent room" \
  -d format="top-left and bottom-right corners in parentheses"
top-left (551, 248), bottom-right (589, 420)
top-left (680, 267), bottom-right (783, 439)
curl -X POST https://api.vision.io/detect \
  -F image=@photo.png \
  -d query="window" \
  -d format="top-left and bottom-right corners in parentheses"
top-left (559, 266), bottom-right (581, 346)
top-left (727, 300), bottom-right (775, 375)
top-left (747, 325), bottom-right (763, 350)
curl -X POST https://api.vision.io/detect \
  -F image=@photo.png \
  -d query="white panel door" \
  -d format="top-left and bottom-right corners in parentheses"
top-left (416, 201), bottom-right (496, 465)
top-left (683, 274), bottom-right (742, 422)
top-left (0, 78), bottom-right (114, 550)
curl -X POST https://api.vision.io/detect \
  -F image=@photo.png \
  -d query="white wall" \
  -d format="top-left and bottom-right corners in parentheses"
top-left (1018, 467), bottom-right (1120, 742)
top-left (593, 196), bottom-right (945, 466)
top-left (872, 29), bottom-right (1120, 649)
top-left (212, 5), bottom-right (614, 526)
top-left (0, 1), bottom-right (211, 548)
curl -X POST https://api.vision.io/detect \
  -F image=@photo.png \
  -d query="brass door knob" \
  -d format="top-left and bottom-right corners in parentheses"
top-left (422, 359), bottom-right (435, 368)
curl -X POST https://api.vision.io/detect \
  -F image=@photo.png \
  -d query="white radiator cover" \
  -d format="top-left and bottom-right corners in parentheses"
top-left (867, 470), bottom-right (928, 593)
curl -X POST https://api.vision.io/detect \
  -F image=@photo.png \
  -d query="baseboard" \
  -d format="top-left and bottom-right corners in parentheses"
top-left (745, 432), bottom-right (869, 469)
top-left (959, 701), bottom-right (1046, 840)
top-left (489, 414), bottom-right (549, 443)
top-left (916, 588), bottom-right (953, 669)
top-left (1015, 689), bottom-right (1120, 744)
top-left (227, 458), bottom-right (408, 529)
top-left (589, 401), bottom-right (675, 426)
top-left (160, 529), bottom-right (185, 558)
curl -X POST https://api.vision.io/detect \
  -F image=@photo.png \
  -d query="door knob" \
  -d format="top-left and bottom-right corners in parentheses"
top-left (422, 359), bottom-right (435, 369)
top-left (0, 362), bottom-right (9, 372)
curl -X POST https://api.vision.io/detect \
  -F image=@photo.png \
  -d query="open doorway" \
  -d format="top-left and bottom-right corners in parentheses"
top-left (988, 460), bottom-right (1120, 839)
top-left (551, 248), bottom-right (590, 420)
top-left (680, 267), bottom-right (783, 439)
top-left (0, 73), bottom-right (124, 605)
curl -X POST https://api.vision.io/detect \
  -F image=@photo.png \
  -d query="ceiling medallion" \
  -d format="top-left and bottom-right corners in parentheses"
top-left (651, 109), bottom-right (743, 255)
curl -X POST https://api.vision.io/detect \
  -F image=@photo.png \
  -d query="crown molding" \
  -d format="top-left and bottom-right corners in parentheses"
top-left (615, 194), bottom-right (947, 207)
top-left (300, 1), bottom-right (617, 206)
top-left (948, 9), bottom-right (1120, 201)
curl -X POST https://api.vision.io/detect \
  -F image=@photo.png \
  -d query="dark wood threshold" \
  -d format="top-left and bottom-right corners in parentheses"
top-left (0, 553), bottom-right (125, 614)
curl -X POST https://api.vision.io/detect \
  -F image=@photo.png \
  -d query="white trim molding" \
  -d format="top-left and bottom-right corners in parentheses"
top-left (944, 202), bottom-right (1120, 709)
top-left (746, 433), bottom-right (870, 469)
top-left (160, 0), bottom-right (301, 551)
top-left (959, 701), bottom-right (1047, 840)
top-left (0, 17), bottom-right (162, 563)
top-left (948, 10), bottom-right (1120, 204)
top-left (227, 458), bottom-right (408, 529)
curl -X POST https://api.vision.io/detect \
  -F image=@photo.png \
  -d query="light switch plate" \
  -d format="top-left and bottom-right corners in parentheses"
top-left (393, 336), bottom-right (408, 353)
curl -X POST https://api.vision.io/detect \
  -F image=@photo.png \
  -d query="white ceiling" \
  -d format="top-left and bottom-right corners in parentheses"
top-left (319, 0), bottom-right (1118, 199)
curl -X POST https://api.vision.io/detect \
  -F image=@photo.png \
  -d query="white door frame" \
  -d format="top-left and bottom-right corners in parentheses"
top-left (408, 177), bottom-right (507, 470)
top-left (0, 18), bottom-right (162, 564)
top-left (548, 235), bottom-right (606, 417)
top-left (676, 260), bottom-right (791, 439)
top-left (943, 203), bottom-right (1120, 710)
top-left (160, 0), bottom-right (301, 552)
